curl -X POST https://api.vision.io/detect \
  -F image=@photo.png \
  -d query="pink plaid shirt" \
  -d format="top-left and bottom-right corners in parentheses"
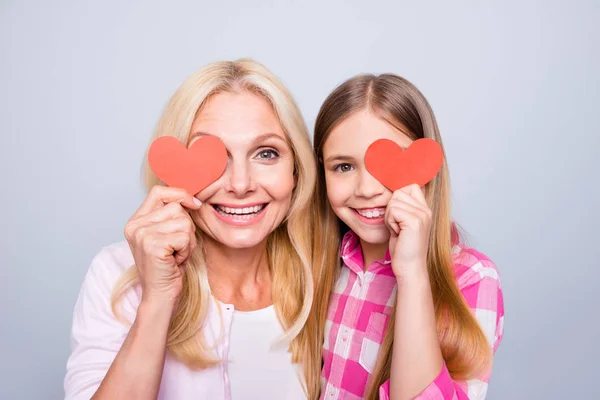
top-left (321, 231), bottom-right (504, 399)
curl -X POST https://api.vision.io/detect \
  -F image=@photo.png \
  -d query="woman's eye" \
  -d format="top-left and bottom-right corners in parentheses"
top-left (334, 163), bottom-right (354, 173)
top-left (256, 149), bottom-right (279, 159)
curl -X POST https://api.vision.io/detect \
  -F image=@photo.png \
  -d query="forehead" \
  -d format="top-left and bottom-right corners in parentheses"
top-left (191, 91), bottom-right (284, 139)
top-left (323, 109), bottom-right (413, 155)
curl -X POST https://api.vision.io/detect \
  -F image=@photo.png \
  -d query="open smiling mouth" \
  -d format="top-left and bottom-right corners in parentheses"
top-left (352, 207), bottom-right (386, 224)
top-left (211, 203), bottom-right (268, 224)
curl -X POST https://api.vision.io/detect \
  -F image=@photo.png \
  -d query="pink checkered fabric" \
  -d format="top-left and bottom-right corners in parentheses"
top-left (321, 231), bottom-right (504, 400)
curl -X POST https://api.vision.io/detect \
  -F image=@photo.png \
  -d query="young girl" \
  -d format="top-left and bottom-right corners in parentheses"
top-left (310, 74), bottom-right (504, 400)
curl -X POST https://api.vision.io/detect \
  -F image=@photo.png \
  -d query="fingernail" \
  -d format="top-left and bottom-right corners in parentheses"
top-left (193, 198), bottom-right (202, 207)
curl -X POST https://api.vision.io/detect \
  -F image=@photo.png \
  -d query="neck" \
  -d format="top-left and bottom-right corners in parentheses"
top-left (360, 239), bottom-right (388, 271)
top-left (203, 235), bottom-right (272, 310)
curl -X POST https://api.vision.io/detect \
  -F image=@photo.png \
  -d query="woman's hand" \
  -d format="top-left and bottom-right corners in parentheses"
top-left (124, 185), bottom-right (201, 306)
top-left (384, 183), bottom-right (432, 280)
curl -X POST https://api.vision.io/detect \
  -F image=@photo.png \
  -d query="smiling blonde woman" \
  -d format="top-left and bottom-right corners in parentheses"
top-left (64, 59), bottom-right (320, 400)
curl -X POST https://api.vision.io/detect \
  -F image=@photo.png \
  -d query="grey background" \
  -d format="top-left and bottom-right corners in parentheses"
top-left (1, 1), bottom-right (598, 399)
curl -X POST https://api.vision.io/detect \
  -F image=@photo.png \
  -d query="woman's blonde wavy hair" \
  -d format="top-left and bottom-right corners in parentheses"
top-left (110, 59), bottom-right (319, 398)
top-left (308, 74), bottom-right (492, 399)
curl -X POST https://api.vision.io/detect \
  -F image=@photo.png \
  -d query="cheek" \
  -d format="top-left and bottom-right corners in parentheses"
top-left (325, 174), bottom-right (350, 208)
top-left (256, 162), bottom-right (295, 200)
top-left (195, 182), bottom-right (221, 202)
top-left (190, 209), bottom-right (208, 230)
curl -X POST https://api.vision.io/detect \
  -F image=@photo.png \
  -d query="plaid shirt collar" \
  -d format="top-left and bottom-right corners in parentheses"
top-left (339, 230), bottom-right (393, 275)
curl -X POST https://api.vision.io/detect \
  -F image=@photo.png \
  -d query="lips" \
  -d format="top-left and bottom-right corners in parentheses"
top-left (354, 207), bottom-right (386, 219)
top-left (214, 204), bottom-right (266, 216)
top-left (210, 203), bottom-right (269, 225)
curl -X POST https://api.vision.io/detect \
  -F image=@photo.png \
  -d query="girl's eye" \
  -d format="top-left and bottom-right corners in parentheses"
top-left (256, 149), bottom-right (279, 160)
top-left (334, 163), bottom-right (354, 173)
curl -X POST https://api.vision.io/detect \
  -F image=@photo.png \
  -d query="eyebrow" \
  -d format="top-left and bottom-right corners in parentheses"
top-left (323, 155), bottom-right (355, 164)
top-left (190, 131), bottom-right (287, 146)
top-left (188, 131), bottom-right (215, 143)
top-left (250, 132), bottom-right (287, 147)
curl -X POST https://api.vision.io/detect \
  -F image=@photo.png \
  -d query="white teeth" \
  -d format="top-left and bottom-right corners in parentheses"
top-left (216, 204), bottom-right (265, 216)
top-left (358, 209), bottom-right (384, 218)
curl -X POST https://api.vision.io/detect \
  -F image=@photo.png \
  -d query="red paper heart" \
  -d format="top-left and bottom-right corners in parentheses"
top-left (364, 138), bottom-right (444, 191)
top-left (148, 136), bottom-right (228, 195)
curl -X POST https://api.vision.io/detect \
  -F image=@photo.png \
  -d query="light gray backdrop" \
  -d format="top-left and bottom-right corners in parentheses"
top-left (1, 1), bottom-right (598, 399)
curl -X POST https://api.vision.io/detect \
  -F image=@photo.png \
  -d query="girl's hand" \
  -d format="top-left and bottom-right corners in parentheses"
top-left (124, 186), bottom-right (201, 306)
top-left (384, 183), bottom-right (432, 280)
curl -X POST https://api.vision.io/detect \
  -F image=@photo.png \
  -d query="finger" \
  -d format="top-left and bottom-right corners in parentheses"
top-left (386, 213), bottom-right (401, 236)
top-left (172, 233), bottom-right (195, 266)
top-left (404, 183), bottom-right (428, 207)
top-left (133, 185), bottom-right (201, 219)
top-left (392, 189), bottom-right (424, 210)
top-left (392, 190), bottom-right (431, 217)
top-left (174, 246), bottom-right (194, 266)
top-left (178, 228), bottom-right (198, 266)
top-left (384, 204), bottom-right (404, 236)
top-left (159, 232), bottom-right (192, 263)
top-left (151, 215), bottom-right (196, 236)
top-left (174, 247), bottom-right (190, 266)
top-left (134, 202), bottom-right (193, 228)
top-left (133, 216), bottom-right (196, 257)
top-left (386, 202), bottom-right (428, 229)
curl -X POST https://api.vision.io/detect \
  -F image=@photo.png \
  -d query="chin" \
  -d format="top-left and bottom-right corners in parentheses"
top-left (343, 220), bottom-right (390, 245)
top-left (194, 205), bottom-right (277, 250)
top-left (338, 211), bottom-right (390, 245)
top-left (353, 228), bottom-right (390, 245)
top-left (216, 231), bottom-right (268, 249)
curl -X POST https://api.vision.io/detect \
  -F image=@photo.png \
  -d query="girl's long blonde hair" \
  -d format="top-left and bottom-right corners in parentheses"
top-left (309, 74), bottom-right (492, 400)
top-left (110, 59), bottom-right (320, 398)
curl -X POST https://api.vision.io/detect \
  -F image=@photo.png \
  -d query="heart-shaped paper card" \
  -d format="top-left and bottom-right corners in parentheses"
top-left (364, 138), bottom-right (443, 191)
top-left (148, 136), bottom-right (227, 195)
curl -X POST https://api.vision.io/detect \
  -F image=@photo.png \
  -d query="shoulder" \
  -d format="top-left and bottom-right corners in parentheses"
top-left (452, 243), bottom-right (505, 349)
top-left (70, 241), bottom-right (141, 325)
top-left (82, 241), bottom-right (135, 294)
top-left (452, 243), bottom-right (501, 291)
top-left (92, 241), bottom-right (134, 268)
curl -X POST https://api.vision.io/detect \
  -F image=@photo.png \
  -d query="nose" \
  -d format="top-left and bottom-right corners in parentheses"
top-left (355, 167), bottom-right (385, 199)
top-left (224, 159), bottom-right (255, 196)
